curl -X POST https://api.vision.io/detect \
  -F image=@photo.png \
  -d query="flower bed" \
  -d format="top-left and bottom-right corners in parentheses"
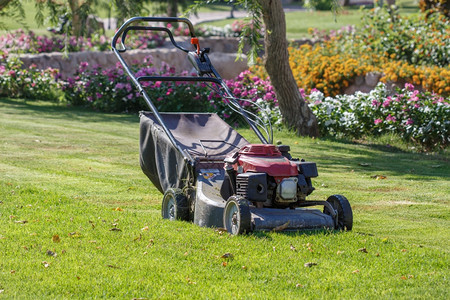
top-left (1, 19), bottom-right (254, 55)
top-left (306, 83), bottom-right (449, 149)
top-left (0, 29), bottom-right (165, 54)
top-left (0, 50), bottom-right (60, 100)
top-left (249, 7), bottom-right (450, 97)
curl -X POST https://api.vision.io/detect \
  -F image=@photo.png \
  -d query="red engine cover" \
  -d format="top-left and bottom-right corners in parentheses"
top-left (233, 144), bottom-right (298, 177)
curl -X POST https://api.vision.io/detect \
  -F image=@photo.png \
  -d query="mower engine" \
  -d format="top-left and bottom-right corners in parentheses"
top-left (224, 144), bottom-right (317, 208)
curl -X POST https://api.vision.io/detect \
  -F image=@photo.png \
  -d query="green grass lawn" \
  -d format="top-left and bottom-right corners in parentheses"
top-left (0, 98), bottom-right (448, 298)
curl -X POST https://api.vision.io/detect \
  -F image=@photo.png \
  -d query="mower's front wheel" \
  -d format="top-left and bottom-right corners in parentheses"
top-left (161, 188), bottom-right (189, 221)
top-left (324, 194), bottom-right (353, 231)
top-left (223, 196), bottom-right (252, 235)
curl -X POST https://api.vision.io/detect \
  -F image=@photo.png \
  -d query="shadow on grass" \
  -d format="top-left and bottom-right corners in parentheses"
top-left (0, 98), bottom-right (139, 124)
top-left (303, 135), bottom-right (449, 179)
top-left (2, 98), bottom-right (448, 179)
top-left (250, 228), bottom-right (346, 240)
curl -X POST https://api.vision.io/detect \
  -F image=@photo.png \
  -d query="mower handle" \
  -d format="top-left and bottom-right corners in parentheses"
top-left (111, 17), bottom-right (198, 54)
top-left (111, 17), bottom-right (272, 165)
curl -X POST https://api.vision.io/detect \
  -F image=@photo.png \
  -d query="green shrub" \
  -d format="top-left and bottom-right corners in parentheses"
top-left (0, 50), bottom-right (61, 100)
top-left (62, 57), bottom-right (224, 115)
top-left (306, 83), bottom-right (450, 149)
top-left (419, 0), bottom-right (450, 18)
top-left (305, 0), bottom-right (335, 11)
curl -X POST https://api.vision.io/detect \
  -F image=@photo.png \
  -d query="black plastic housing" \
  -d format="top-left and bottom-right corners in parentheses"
top-left (236, 173), bottom-right (267, 202)
top-left (297, 162), bottom-right (318, 178)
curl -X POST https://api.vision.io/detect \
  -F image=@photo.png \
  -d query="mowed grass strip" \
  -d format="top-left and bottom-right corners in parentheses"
top-left (0, 98), bottom-right (448, 299)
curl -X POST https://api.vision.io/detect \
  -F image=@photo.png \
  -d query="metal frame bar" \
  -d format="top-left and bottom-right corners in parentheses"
top-left (111, 16), bottom-right (271, 166)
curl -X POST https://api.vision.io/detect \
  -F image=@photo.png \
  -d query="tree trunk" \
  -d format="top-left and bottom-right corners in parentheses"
top-left (68, 0), bottom-right (83, 37)
top-left (167, 0), bottom-right (178, 17)
top-left (258, 0), bottom-right (319, 137)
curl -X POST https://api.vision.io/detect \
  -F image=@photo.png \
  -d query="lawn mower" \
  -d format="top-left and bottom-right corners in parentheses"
top-left (112, 17), bottom-right (353, 234)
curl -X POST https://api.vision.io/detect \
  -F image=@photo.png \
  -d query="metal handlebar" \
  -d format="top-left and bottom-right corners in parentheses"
top-left (111, 17), bottom-right (272, 165)
top-left (112, 17), bottom-right (196, 51)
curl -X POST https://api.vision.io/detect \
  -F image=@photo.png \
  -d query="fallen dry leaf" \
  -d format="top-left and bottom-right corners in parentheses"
top-left (273, 221), bottom-right (290, 232)
top-left (304, 262), bottom-right (317, 268)
top-left (221, 252), bottom-right (234, 259)
top-left (109, 228), bottom-right (122, 232)
top-left (221, 261), bottom-right (228, 267)
top-left (133, 234), bottom-right (142, 242)
top-left (68, 232), bottom-right (82, 238)
top-left (14, 220), bottom-right (28, 224)
top-left (290, 244), bottom-right (297, 251)
top-left (10, 270), bottom-right (16, 274)
top-left (215, 228), bottom-right (227, 235)
top-left (358, 247), bottom-right (368, 253)
top-left (186, 277), bottom-right (196, 285)
top-left (370, 175), bottom-right (387, 180)
top-left (376, 253), bottom-right (380, 257)
top-left (52, 235), bottom-right (60, 243)
top-left (401, 249), bottom-right (407, 252)
top-left (107, 265), bottom-right (120, 269)
top-left (114, 207), bottom-right (123, 211)
top-left (352, 269), bottom-right (360, 274)
top-left (295, 283), bottom-right (304, 288)
top-left (242, 266), bottom-right (247, 270)
top-left (141, 226), bottom-right (149, 231)
top-left (46, 250), bottom-right (57, 257)
top-left (42, 261), bottom-right (50, 268)
top-left (337, 250), bottom-right (344, 255)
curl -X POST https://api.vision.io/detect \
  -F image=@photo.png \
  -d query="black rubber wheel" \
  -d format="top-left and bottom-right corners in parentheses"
top-left (223, 196), bottom-right (252, 235)
top-left (161, 188), bottom-right (189, 221)
top-left (323, 194), bottom-right (353, 231)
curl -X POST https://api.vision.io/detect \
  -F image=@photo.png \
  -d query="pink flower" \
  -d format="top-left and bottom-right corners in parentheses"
top-left (386, 114), bottom-right (396, 122)
top-left (374, 119), bottom-right (383, 125)
top-left (406, 119), bottom-right (414, 125)
top-left (405, 83), bottom-right (414, 91)
top-left (96, 92), bottom-right (102, 99)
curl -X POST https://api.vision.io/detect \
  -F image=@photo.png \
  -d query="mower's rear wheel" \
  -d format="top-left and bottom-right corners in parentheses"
top-left (324, 194), bottom-right (353, 231)
top-left (162, 188), bottom-right (189, 221)
top-left (223, 196), bottom-right (252, 235)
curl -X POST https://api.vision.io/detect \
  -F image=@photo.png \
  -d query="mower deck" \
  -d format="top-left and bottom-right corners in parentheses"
top-left (194, 168), bottom-right (335, 231)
